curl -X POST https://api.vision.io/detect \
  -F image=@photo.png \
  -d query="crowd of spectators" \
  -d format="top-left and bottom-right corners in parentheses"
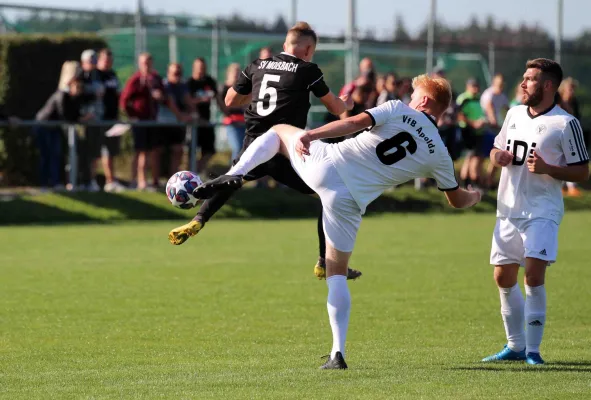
top-left (21, 49), bottom-right (588, 195)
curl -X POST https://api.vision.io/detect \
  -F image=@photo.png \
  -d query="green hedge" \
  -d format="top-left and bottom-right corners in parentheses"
top-left (0, 34), bottom-right (107, 185)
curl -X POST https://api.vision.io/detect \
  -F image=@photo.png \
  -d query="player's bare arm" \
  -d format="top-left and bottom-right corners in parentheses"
top-left (527, 150), bottom-right (589, 182)
top-left (490, 147), bottom-right (514, 167)
top-left (225, 87), bottom-right (251, 107)
top-left (319, 92), bottom-right (354, 116)
top-left (444, 187), bottom-right (482, 209)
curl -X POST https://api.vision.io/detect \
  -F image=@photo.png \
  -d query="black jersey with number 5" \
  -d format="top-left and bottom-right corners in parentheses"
top-left (233, 52), bottom-right (330, 137)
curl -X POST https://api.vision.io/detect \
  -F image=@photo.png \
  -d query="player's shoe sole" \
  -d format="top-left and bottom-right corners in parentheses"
top-left (168, 220), bottom-right (203, 245)
top-left (314, 261), bottom-right (362, 281)
top-left (320, 352), bottom-right (348, 370)
top-left (193, 175), bottom-right (243, 200)
top-left (481, 344), bottom-right (526, 362)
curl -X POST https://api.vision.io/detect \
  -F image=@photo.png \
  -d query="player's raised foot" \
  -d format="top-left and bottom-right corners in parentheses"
top-left (320, 352), bottom-right (348, 370)
top-left (193, 175), bottom-right (243, 200)
top-left (525, 352), bottom-right (545, 365)
top-left (481, 345), bottom-right (526, 362)
top-left (168, 220), bottom-right (203, 245)
top-left (314, 258), bottom-right (362, 281)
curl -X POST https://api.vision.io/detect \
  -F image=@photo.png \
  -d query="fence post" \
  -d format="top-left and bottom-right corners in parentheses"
top-left (189, 124), bottom-right (198, 173)
top-left (67, 124), bottom-right (77, 190)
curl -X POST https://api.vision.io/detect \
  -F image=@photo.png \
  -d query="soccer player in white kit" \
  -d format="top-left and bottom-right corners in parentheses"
top-left (482, 59), bottom-right (589, 365)
top-left (194, 74), bottom-right (482, 369)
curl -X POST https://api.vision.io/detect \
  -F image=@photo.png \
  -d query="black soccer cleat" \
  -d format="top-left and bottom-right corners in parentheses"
top-left (320, 352), bottom-right (348, 370)
top-left (193, 174), bottom-right (243, 200)
top-left (314, 258), bottom-right (362, 281)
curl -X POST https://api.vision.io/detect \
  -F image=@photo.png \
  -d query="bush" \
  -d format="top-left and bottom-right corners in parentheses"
top-left (0, 34), bottom-right (107, 185)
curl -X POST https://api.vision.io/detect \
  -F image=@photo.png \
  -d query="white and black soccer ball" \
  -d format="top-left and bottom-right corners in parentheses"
top-left (165, 171), bottom-right (203, 209)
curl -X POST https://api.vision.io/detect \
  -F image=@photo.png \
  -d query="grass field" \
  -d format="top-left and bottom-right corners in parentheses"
top-left (1, 213), bottom-right (591, 399)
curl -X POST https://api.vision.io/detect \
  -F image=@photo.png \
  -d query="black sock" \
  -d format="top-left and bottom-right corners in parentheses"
top-left (194, 187), bottom-right (238, 224)
top-left (317, 210), bottom-right (326, 264)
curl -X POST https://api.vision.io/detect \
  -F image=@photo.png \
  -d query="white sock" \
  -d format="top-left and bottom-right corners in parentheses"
top-left (326, 275), bottom-right (350, 359)
top-left (227, 129), bottom-right (280, 176)
top-left (566, 181), bottom-right (577, 190)
top-left (525, 284), bottom-right (546, 354)
top-left (499, 284), bottom-right (525, 352)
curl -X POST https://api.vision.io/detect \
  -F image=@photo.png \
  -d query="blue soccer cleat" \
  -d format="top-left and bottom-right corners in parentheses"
top-left (481, 345), bottom-right (526, 362)
top-left (525, 352), bottom-right (545, 365)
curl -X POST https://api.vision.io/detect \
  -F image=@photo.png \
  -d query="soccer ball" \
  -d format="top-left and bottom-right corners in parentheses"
top-left (165, 171), bottom-right (203, 209)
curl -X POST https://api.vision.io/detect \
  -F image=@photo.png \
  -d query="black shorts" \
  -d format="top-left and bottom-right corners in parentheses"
top-left (236, 134), bottom-right (314, 195)
top-left (461, 128), bottom-right (485, 156)
top-left (133, 126), bottom-right (157, 151)
top-left (154, 127), bottom-right (186, 148)
top-left (198, 126), bottom-right (216, 155)
top-left (83, 126), bottom-right (121, 158)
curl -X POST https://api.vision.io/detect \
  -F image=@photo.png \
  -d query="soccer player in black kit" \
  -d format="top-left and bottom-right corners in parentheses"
top-left (169, 22), bottom-right (362, 280)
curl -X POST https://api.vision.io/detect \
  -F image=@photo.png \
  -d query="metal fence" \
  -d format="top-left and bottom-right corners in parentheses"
top-left (0, 120), bottom-right (213, 188)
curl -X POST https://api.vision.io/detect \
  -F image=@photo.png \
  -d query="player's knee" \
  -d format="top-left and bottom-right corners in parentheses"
top-left (493, 266), bottom-right (518, 288)
top-left (524, 271), bottom-right (545, 287)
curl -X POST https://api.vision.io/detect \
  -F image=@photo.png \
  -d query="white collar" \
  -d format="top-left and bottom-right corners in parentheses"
top-left (280, 51), bottom-right (298, 58)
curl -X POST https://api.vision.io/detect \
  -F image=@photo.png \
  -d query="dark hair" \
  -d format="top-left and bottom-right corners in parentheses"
top-left (99, 48), bottom-right (112, 57)
top-left (287, 21), bottom-right (317, 44)
top-left (194, 57), bottom-right (207, 64)
top-left (526, 58), bottom-right (563, 89)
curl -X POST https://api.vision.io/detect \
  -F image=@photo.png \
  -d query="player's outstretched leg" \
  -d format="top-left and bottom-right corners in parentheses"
top-left (194, 128), bottom-right (283, 199)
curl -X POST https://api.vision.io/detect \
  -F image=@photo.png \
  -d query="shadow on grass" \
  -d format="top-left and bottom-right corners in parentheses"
top-left (0, 196), bottom-right (97, 225)
top-left (58, 191), bottom-right (182, 221)
top-left (450, 362), bottom-right (591, 373)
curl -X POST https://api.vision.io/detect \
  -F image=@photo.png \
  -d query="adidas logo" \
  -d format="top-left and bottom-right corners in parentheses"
top-left (509, 123), bottom-right (516, 129)
top-left (529, 320), bottom-right (543, 326)
top-left (539, 249), bottom-right (547, 256)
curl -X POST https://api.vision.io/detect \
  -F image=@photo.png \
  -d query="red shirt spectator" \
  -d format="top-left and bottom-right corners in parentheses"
top-left (120, 54), bottom-right (163, 120)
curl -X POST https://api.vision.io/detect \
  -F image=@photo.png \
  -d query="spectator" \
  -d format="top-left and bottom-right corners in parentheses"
top-left (376, 72), bottom-right (398, 105)
top-left (457, 78), bottom-right (486, 189)
top-left (558, 77), bottom-right (585, 197)
top-left (259, 47), bottom-right (273, 59)
top-left (188, 58), bottom-right (221, 173)
top-left (35, 62), bottom-right (92, 190)
top-left (375, 74), bottom-right (385, 96)
top-left (510, 83), bottom-right (525, 108)
top-left (220, 63), bottom-right (247, 161)
top-left (396, 77), bottom-right (413, 105)
top-left (339, 57), bottom-right (375, 97)
top-left (96, 48), bottom-right (125, 192)
top-left (77, 49), bottom-right (104, 192)
top-left (432, 68), bottom-right (458, 160)
top-left (157, 63), bottom-right (194, 177)
top-left (342, 76), bottom-right (372, 120)
top-left (120, 52), bottom-right (164, 191)
top-left (480, 74), bottom-right (509, 189)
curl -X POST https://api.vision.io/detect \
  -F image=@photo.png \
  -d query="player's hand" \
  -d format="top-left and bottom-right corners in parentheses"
top-left (295, 131), bottom-right (312, 161)
top-left (340, 94), bottom-right (354, 111)
top-left (494, 149), bottom-right (514, 167)
top-left (527, 150), bottom-right (550, 174)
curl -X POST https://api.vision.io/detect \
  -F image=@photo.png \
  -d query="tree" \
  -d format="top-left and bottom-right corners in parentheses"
top-left (393, 14), bottom-right (411, 42)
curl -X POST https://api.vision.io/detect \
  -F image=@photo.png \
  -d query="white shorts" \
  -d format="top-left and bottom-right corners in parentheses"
top-left (287, 136), bottom-right (362, 252)
top-left (490, 217), bottom-right (559, 266)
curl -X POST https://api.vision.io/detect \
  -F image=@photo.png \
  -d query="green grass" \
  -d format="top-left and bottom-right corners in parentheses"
top-left (2, 186), bottom-right (591, 225)
top-left (1, 214), bottom-right (591, 399)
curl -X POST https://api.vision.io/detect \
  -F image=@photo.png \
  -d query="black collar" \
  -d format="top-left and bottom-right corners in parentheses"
top-left (422, 111), bottom-right (438, 128)
top-left (527, 102), bottom-right (556, 119)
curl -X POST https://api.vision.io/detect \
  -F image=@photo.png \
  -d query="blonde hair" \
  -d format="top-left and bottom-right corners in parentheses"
top-left (57, 61), bottom-right (81, 91)
top-left (558, 76), bottom-right (577, 96)
top-left (412, 74), bottom-right (452, 115)
top-left (286, 21), bottom-right (317, 45)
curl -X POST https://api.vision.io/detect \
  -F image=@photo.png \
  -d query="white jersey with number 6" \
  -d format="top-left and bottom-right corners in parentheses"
top-left (326, 100), bottom-right (459, 213)
top-left (494, 104), bottom-right (588, 224)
